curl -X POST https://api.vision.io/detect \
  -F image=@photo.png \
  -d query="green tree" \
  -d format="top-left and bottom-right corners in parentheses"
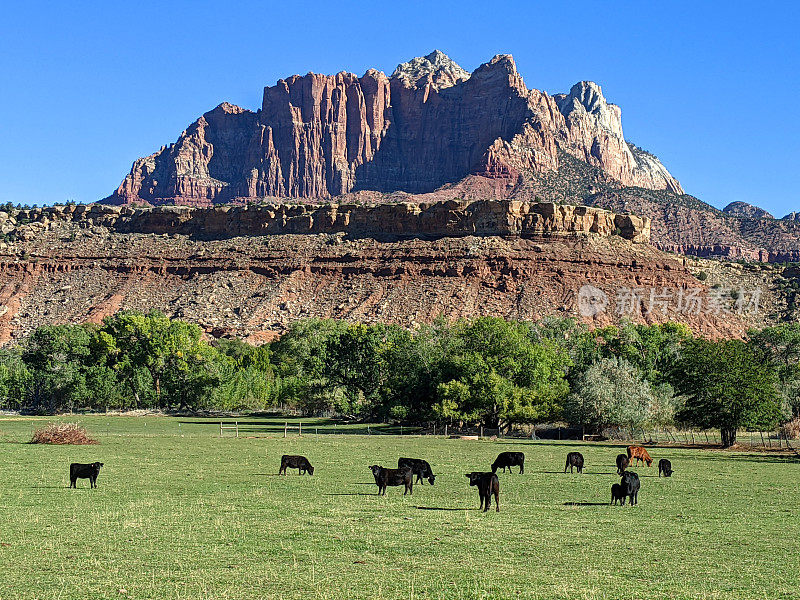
top-left (563, 357), bottom-right (673, 434)
top-left (101, 311), bottom-right (220, 409)
top-left (270, 319), bottom-right (350, 414)
top-left (0, 348), bottom-right (31, 410)
top-left (592, 321), bottom-right (692, 384)
top-left (213, 339), bottom-right (276, 410)
top-left (431, 317), bottom-right (570, 429)
top-left (748, 324), bottom-right (800, 417)
top-left (674, 339), bottom-right (783, 446)
top-left (21, 324), bottom-right (94, 412)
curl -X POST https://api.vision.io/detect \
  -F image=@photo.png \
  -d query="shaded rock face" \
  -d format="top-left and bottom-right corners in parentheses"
top-left (723, 201), bottom-right (774, 220)
top-left (108, 52), bottom-right (681, 205)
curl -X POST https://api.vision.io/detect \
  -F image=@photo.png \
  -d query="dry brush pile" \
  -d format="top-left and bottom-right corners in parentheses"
top-left (29, 422), bottom-right (98, 445)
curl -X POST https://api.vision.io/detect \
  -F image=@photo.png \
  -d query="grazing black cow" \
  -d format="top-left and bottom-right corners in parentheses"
top-left (69, 462), bottom-right (103, 489)
top-left (369, 465), bottom-right (413, 496)
top-left (620, 471), bottom-right (640, 506)
top-left (564, 452), bottom-right (584, 474)
top-left (610, 483), bottom-right (625, 506)
top-left (658, 459), bottom-right (673, 478)
top-left (398, 458), bottom-right (436, 485)
top-left (465, 472), bottom-right (500, 512)
top-left (280, 455), bottom-right (314, 475)
top-left (616, 453), bottom-right (629, 476)
top-left (491, 452), bottom-right (524, 474)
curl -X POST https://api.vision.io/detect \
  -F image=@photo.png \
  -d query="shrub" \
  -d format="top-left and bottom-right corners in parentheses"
top-left (30, 422), bottom-right (97, 445)
top-left (781, 417), bottom-right (800, 440)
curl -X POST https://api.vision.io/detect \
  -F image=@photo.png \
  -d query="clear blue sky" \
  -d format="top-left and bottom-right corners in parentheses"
top-left (1, 1), bottom-right (798, 215)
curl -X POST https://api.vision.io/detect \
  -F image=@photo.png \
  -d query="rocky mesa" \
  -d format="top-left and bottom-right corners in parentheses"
top-left (0, 200), bottom-right (765, 345)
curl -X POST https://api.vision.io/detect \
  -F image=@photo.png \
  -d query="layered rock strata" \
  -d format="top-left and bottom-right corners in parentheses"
top-left (3, 201), bottom-right (650, 243)
top-left (107, 52), bottom-right (681, 205)
top-left (0, 211), bottom-right (747, 346)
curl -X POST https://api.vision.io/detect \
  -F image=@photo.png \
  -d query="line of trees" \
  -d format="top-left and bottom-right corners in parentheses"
top-left (0, 311), bottom-right (796, 447)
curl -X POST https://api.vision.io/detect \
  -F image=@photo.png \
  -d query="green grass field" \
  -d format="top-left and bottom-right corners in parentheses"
top-left (1, 415), bottom-right (798, 600)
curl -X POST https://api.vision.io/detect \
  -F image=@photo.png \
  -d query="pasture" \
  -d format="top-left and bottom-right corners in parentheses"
top-left (0, 416), bottom-right (798, 600)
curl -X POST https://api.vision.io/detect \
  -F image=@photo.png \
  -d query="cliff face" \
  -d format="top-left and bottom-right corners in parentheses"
top-left (2, 200), bottom-right (650, 243)
top-left (108, 51), bottom-right (680, 205)
top-left (0, 202), bottom-right (752, 346)
top-left (554, 82), bottom-right (683, 194)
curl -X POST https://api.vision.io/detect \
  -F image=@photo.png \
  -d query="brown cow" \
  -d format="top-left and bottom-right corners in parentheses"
top-left (627, 445), bottom-right (653, 467)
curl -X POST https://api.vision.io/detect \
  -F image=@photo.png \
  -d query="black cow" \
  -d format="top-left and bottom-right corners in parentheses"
top-left (658, 459), bottom-right (673, 478)
top-left (564, 452), bottom-right (584, 474)
top-left (69, 462), bottom-right (103, 489)
top-left (465, 472), bottom-right (500, 512)
top-left (280, 455), bottom-right (314, 475)
top-left (620, 471), bottom-right (640, 506)
top-left (616, 453), bottom-right (629, 476)
top-left (610, 483), bottom-right (625, 505)
top-left (491, 452), bottom-right (524, 474)
top-left (398, 458), bottom-right (436, 485)
top-left (369, 465), bottom-right (413, 496)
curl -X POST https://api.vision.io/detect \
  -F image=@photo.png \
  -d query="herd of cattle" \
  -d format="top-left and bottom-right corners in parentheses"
top-left (69, 445), bottom-right (674, 512)
top-left (276, 445), bottom-right (674, 512)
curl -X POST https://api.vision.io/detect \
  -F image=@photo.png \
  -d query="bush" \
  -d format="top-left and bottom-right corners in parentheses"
top-left (30, 422), bottom-right (97, 445)
top-left (781, 417), bottom-right (800, 440)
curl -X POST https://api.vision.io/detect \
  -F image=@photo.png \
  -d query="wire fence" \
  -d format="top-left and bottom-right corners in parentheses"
top-left (217, 420), bottom-right (797, 451)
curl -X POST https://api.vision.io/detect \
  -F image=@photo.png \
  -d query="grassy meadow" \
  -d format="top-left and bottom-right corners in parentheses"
top-left (0, 415), bottom-right (798, 600)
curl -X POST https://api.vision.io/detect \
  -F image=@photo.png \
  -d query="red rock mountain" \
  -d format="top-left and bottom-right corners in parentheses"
top-left (108, 51), bottom-right (681, 205)
top-left (107, 51), bottom-right (800, 262)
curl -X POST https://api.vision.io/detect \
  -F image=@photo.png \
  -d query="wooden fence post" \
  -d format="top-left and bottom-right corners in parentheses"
top-left (299, 422), bottom-right (302, 437)
top-left (220, 422), bottom-right (222, 438)
top-left (236, 421), bottom-right (239, 439)
top-left (284, 422), bottom-right (288, 438)
top-left (444, 424), bottom-right (448, 438)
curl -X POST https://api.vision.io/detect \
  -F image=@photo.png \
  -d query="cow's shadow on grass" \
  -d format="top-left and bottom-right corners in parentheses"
top-left (697, 453), bottom-right (800, 464)
top-left (562, 502), bottom-right (610, 507)
top-left (323, 493), bottom-right (378, 497)
top-left (536, 471), bottom-right (617, 476)
top-left (415, 506), bottom-right (470, 511)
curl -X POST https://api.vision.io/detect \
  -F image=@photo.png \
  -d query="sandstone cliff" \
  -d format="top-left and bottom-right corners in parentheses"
top-left (104, 51), bottom-right (800, 263)
top-left (107, 52), bottom-right (680, 205)
top-left (0, 202), bottom-right (755, 346)
top-left (554, 82), bottom-right (683, 194)
top-left (1, 200), bottom-right (651, 246)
